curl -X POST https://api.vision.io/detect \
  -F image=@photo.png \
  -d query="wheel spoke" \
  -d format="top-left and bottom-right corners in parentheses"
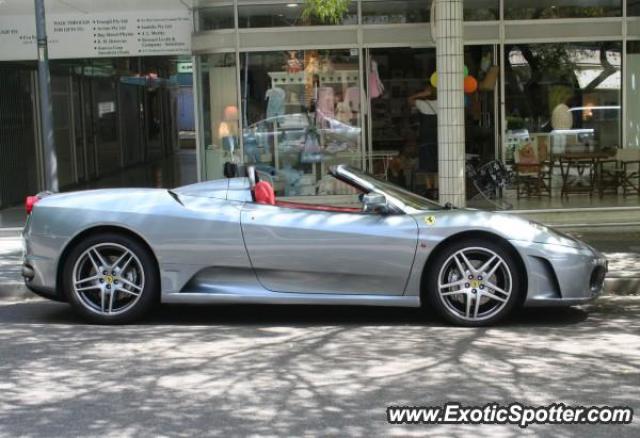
top-left (481, 290), bottom-right (507, 303)
top-left (439, 279), bottom-right (465, 290)
top-left (108, 290), bottom-right (115, 314)
top-left (484, 258), bottom-right (504, 279)
top-left (452, 254), bottom-right (466, 276)
top-left (485, 281), bottom-right (510, 297)
top-left (478, 255), bottom-right (497, 276)
top-left (440, 290), bottom-right (466, 297)
top-left (458, 251), bottom-right (476, 274)
top-left (473, 293), bottom-right (481, 318)
top-left (75, 275), bottom-right (100, 286)
top-left (118, 277), bottom-right (142, 292)
top-left (115, 286), bottom-right (140, 297)
top-left (86, 251), bottom-right (100, 272)
top-left (465, 293), bottom-right (473, 318)
top-left (100, 288), bottom-right (106, 312)
top-left (112, 251), bottom-right (133, 273)
top-left (75, 284), bottom-right (102, 292)
top-left (90, 248), bottom-right (109, 270)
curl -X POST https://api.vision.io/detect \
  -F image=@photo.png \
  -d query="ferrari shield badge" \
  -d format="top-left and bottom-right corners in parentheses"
top-left (424, 215), bottom-right (436, 226)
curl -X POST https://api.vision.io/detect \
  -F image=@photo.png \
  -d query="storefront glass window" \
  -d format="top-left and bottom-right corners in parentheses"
top-left (199, 53), bottom-right (240, 180)
top-left (629, 0), bottom-right (640, 16)
top-left (240, 49), bottom-right (362, 197)
top-left (368, 45), bottom-right (498, 201)
top-left (238, 1), bottom-right (358, 28)
top-left (504, 42), bottom-right (621, 206)
top-left (504, 0), bottom-right (622, 19)
top-left (368, 48), bottom-right (436, 196)
top-left (198, 3), bottom-right (235, 31)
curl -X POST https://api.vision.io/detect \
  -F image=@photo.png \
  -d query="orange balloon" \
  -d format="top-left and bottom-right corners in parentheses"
top-left (464, 75), bottom-right (478, 94)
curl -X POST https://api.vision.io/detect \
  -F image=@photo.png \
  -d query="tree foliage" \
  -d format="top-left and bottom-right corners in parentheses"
top-left (302, 0), bottom-right (351, 24)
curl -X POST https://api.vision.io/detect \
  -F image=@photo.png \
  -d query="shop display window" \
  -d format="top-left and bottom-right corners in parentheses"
top-left (199, 53), bottom-right (241, 181)
top-left (240, 49), bottom-right (362, 197)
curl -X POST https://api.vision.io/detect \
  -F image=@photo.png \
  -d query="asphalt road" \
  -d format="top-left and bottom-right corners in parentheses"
top-left (0, 297), bottom-right (638, 437)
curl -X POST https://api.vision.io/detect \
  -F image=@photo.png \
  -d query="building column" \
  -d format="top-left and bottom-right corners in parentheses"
top-left (435, 0), bottom-right (465, 206)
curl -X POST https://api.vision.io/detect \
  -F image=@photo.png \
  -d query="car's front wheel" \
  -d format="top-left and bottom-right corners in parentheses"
top-left (63, 232), bottom-right (159, 324)
top-left (425, 238), bottom-right (523, 326)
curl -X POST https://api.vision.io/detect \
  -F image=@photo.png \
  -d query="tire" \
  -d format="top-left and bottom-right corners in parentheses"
top-left (424, 238), bottom-right (523, 326)
top-left (62, 232), bottom-right (159, 324)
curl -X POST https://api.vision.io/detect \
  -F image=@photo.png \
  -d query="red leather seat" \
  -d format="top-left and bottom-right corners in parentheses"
top-left (254, 180), bottom-right (275, 205)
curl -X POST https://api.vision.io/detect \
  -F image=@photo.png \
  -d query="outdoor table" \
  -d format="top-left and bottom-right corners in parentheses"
top-left (554, 151), bottom-right (615, 197)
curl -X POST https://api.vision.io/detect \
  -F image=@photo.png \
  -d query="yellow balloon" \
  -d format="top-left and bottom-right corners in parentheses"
top-left (430, 72), bottom-right (438, 88)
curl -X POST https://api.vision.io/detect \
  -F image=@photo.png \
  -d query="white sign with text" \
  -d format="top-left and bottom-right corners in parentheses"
top-left (0, 10), bottom-right (192, 61)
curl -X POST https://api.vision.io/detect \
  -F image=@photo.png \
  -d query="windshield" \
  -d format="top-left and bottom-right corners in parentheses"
top-left (340, 166), bottom-right (443, 211)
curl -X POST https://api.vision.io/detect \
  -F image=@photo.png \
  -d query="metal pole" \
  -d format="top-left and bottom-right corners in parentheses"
top-left (34, 0), bottom-right (58, 192)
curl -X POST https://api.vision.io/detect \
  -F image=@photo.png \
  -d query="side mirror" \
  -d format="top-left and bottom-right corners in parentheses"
top-left (362, 193), bottom-right (389, 214)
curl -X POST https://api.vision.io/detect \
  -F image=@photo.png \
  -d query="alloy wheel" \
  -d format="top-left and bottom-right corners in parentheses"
top-left (71, 242), bottom-right (145, 316)
top-left (437, 246), bottom-right (513, 322)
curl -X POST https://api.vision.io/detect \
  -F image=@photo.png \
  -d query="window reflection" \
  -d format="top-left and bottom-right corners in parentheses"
top-left (238, 1), bottom-right (358, 28)
top-left (504, 42), bottom-right (621, 159)
top-left (504, 0), bottom-right (621, 19)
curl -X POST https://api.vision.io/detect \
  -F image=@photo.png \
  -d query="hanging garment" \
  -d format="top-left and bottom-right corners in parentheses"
top-left (315, 86), bottom-right (335, 126)
top-left (336, 101), bottom-right (352, 123)
top-left (368, 59), bottom-right (384, 99)
top-left (266, 87), bottom-right (286, 119)
top-left (344, 86), bottom-right (361, 114)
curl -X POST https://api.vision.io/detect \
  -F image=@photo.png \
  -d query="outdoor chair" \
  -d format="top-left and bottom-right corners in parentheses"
top-left (513, 142), bottom-right (552, 199)
top-left (597, 148), bottom-right (640, 197)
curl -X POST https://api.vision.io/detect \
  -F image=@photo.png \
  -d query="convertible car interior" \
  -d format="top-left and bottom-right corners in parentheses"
top-left (251, 172), bottom-right (364, 213)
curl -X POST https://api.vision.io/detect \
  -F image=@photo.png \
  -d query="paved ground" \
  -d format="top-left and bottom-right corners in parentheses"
top-left (0, 297), bottom-right (638, 437)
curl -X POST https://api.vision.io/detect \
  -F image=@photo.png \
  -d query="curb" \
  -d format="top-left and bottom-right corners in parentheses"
top-left (0, 282), bottom-right (37, 302)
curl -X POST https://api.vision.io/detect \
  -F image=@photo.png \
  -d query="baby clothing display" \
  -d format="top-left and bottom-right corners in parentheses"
top-left (286, 51), bottom-right (303, 74)
top-left (316, 86), bottom-right (335, 125)
top-left (335, 101), bottom-right (352, 123)
top-left (344, 86), bottom-right (361, 115)
top-left (266, 87), bottom-right (286, 119)
top-left (368, 59), bottom-right (384, 99)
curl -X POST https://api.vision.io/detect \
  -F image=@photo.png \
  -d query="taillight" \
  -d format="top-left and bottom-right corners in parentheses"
top-left (25, 195), bottom-right (39, 215)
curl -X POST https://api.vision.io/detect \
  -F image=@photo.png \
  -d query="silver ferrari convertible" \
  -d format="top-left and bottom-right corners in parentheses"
top-left (21, 165), bottom-right (607, 326)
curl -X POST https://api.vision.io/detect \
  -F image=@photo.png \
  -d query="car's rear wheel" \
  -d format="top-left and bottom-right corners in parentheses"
top-left (425, 238), bottom-right (522, 326)
top-left (63, 232), bottom-right (158, 324)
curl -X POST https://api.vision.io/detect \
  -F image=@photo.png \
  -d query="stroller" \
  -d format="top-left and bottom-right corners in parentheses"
top-left (466, 158), bottom-right (514, 210)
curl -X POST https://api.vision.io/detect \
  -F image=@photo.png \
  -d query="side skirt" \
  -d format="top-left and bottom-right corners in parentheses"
top-left (163, 292), bottom-right (421, 307)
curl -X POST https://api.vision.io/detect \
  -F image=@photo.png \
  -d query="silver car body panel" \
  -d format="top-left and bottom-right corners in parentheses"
top-left (23, 167), bottom-right (606, 308)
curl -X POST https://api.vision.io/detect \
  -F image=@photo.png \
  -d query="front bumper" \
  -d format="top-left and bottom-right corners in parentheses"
top-left (510, 240), bottom-right (607, 307)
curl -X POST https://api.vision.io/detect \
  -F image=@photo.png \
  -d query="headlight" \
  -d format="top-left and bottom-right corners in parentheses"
top-left (528, 221), bottom-right (580, 247)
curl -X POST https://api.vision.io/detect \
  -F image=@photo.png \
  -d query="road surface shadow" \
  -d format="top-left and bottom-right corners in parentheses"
top-left (0, 299), bottom-right (590, 327)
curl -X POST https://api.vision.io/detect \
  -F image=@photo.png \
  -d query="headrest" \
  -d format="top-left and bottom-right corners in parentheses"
top-left (254, 180), bottom-right (275, 205)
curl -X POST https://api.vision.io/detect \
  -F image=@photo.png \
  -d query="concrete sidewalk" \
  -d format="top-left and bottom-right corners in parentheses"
top-left (1, 227), bottom-right (639, 301)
